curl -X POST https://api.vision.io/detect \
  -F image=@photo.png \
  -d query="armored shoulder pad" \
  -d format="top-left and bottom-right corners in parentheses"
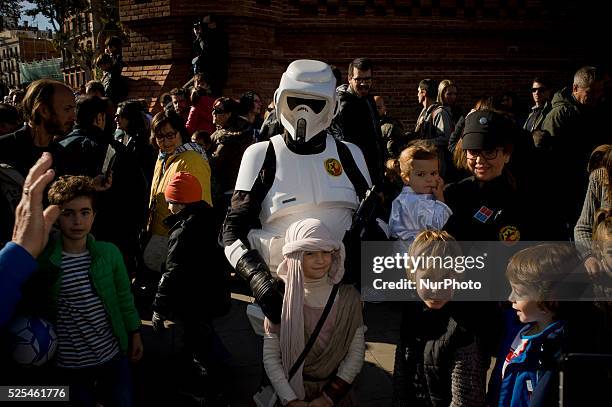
top-left (234, 141), bottom-right (272, 192)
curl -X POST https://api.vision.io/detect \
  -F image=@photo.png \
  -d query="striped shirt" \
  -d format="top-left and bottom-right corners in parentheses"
top-left (55, 251), bottom-right (120, 368)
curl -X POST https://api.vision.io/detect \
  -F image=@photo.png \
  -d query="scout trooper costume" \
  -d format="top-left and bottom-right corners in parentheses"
top-left (223, 60), bottom-right (372, 323)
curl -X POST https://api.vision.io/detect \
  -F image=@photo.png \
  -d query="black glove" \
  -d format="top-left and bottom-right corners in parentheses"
top-left (255, 275), bottom-right (285, 324)
top-left (235, 249), bottom-right (284, 324)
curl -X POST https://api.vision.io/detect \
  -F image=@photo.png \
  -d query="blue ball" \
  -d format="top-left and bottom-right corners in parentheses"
top-left (8, 316), bottom-right (58, 366)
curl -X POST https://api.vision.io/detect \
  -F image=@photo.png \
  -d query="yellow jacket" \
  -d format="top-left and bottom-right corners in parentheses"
top-left (148, 150), bottom-right (212, 236)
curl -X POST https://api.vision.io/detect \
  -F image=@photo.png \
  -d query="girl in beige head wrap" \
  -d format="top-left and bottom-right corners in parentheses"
top-left (262, 218), bottom-right (365, 407)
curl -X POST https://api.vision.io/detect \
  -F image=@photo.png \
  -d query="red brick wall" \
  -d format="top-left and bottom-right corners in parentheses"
top-left (119, 0), bottom-right (604, 127)
top-left (120, 0), bottom-right (170, 22)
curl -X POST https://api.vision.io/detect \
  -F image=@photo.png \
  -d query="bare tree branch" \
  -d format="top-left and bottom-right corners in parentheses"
top-left (26, 0), bottom-right (89, 34)
top-left (25, 0), bottom-right (123, 79)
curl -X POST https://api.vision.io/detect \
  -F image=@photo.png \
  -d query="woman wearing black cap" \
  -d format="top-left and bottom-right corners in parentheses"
top-left (444, 110), bottom-right (528, 242)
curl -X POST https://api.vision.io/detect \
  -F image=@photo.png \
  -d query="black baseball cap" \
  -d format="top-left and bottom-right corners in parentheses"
top-left (462, 110), bottom-right (514, 150)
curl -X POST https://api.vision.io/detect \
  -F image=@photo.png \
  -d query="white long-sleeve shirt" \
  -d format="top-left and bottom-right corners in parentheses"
top-left (389, 186), bottom-right (452, 241)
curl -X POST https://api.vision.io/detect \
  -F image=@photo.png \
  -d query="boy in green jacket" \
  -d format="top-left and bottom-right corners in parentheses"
top-left (25, 175), bottom-right (142, 406)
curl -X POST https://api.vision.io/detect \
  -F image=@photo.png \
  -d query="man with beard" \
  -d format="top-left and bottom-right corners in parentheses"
top-left (0, 79), bottom-right (75, 176)
top-left (0, 80), bottom-right (75, 247)
top-left (333, 57), bottom-right (384, 187)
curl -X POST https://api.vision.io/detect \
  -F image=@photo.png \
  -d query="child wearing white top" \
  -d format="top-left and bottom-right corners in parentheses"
top-left (388, 140), bottom-right (452, 241)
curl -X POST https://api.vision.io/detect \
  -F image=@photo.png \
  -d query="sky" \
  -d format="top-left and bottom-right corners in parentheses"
top-left (18, 1), bottom-right (52, 31)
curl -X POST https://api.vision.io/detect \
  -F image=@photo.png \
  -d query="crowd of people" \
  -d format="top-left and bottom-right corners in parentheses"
top-left (0, 54), bottom-right (611, 407)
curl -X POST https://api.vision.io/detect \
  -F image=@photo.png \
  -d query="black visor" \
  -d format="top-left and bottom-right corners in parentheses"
top-left (286, 96), bottom-right (326, 114)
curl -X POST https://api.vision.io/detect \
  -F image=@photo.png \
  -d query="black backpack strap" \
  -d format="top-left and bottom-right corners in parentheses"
top-left (335, 139), bottom-right (370, 200)
top-left (260, 140), bottom-right (277, 190)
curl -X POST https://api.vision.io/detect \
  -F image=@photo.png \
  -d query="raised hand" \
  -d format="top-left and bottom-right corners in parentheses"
top-left (12, 152), bottom-right (60, 258)
top-left (432, 175), bottom-right (445, 202)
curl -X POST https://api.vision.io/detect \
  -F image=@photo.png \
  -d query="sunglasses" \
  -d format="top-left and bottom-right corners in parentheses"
top-left (531, 87), bottom-right (547, 93)
top-left (212, 107), bottom-right (225, 114)
top-left (466, 148), bottom-right (503, 161)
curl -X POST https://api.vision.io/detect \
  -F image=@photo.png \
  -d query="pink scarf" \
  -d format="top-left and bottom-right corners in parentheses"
top-left (275, 218), bottom-right (345, 400)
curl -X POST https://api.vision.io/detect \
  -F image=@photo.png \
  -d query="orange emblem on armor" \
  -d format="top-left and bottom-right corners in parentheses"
top-left (324, 158), bottom-right (343, 177)
top-left (499, 225), bottom-right (520, 243)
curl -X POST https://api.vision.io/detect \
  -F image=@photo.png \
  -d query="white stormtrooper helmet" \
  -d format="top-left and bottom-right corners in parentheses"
top-left (274, 60), bottom-right (339, 144)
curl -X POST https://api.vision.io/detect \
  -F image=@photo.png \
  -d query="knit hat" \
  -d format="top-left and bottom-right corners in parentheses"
top-left (164, 171), bottom-right (202, 204)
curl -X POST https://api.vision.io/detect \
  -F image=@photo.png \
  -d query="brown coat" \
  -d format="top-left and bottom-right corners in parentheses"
top-left (209, 117), bottom-right (253, 193)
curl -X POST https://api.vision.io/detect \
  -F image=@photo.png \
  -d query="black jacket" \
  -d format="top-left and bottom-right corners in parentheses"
top-left (258, 110), bottom-right (283, 142)
top-left (444, 173), bottom-right (536, 296)
top-left (444, 174), bottom-right (531, 242)
top-left (154, 201), bottom-right (231, 320)
top-left (57, 125), bottom-right (111, 177)
top-left (380, 113), bottom-right (406, 159)
top-left (0, 125), bottom-right (57, 246)
top-left (101, 63), bottom-right (126, 105)
top-left (523, 101), bottom-right (551, 132)
top-left (192, 28), bottom-right (229, 96)
top-left (536, 87), bottom-right (605, 237)
top-left (334, 84), bottom-right (384, 186)
top-left (0, 125), bottom-right (49, 177)
top-left (392, 302), bottom-right (485, 406)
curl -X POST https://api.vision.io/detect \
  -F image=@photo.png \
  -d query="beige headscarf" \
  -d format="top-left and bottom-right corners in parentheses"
top-left (275, 218), bottom-right (345, 400)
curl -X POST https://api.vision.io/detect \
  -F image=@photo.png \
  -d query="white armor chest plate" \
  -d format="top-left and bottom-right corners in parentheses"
top-left (248, 135), bottom-right (359, 270)
top-left (262, 135), bottom-right (358, 225)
